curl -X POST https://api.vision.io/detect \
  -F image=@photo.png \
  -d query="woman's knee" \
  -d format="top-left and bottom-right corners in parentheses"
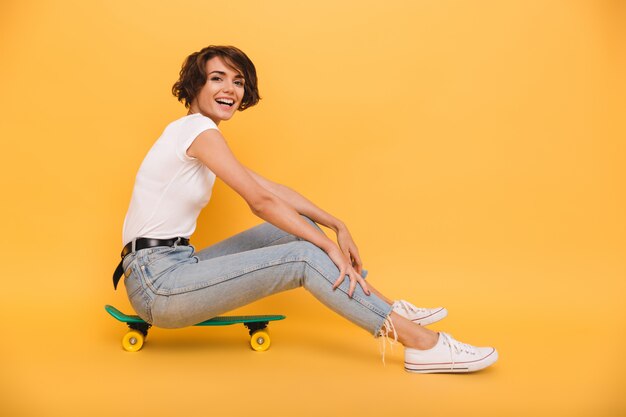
top-left (289, 240), bottom-right (337, 276)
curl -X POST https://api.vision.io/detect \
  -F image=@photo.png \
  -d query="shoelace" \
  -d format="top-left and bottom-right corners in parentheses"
top-left (378, 315), bottom-right (398, 365)
top-left (395, 300), bottom-right (429, 315)
top-left (440, 333), bottom-right (477, 370)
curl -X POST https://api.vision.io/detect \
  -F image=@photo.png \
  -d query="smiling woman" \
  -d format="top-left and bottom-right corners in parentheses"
top-left (172, 45), bottom-right (260, 114)
top-left (115, 45), bottom-right (498, 373)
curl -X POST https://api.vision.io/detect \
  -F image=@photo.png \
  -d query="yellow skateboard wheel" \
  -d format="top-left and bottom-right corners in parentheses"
top-left (122, 330), bottom-right (145, 352)
top-left (250, 329), bottom-right (271, 351)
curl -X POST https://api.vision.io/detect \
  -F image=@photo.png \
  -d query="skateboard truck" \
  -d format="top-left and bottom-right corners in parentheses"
top-left (243, 321), bottom-right (269, 335)
top-left (128, 321), bottom-right (151, 336)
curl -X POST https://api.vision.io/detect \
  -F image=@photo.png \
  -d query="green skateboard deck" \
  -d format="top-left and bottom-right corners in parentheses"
top-left (105, 305), bottom-right (285, 352)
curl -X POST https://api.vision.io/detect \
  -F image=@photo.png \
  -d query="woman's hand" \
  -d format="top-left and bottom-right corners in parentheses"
top-left (336, 226), bottom-right (363, 274)
top-left (325, 244), bottom-right (370, 298)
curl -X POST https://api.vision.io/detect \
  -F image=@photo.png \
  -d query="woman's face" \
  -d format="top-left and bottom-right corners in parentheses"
top-left (188, 56), bottom-right (246, 124)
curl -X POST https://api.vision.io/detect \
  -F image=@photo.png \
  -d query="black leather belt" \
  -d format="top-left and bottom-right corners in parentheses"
top-left (112, 237), bottom-right (190, 290)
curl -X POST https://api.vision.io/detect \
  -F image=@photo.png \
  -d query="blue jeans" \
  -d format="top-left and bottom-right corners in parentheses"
top-left (122, 216), bottom-right (392, 336)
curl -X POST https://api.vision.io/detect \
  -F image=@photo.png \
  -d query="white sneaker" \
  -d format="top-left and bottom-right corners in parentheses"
top-left (404, 332), bottom-right (498, 373)
top-left (392, 300), bottom-right (447, 326)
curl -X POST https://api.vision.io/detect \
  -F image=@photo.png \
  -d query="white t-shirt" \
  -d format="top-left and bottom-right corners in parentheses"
top-left (122, 114), bottom-right (219, 245)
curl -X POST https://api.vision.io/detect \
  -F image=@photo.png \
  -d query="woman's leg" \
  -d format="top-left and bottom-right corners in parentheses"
top-left (124, 216), bottom-right (436, 348)
top-left (122, 220), bottom-right (496, 371)
top-left (196, 216), bottom-right (398, 305)
top-left (193, 216), bottom-right (447, 332)
top-left (388, 312), bottom-right (438, 349)
top-left (127, 240), bottom-right (393, 337)
top-left (193, 221), bottom-right (301, 261)
top-left (365, 283), bottom-right (393, 305)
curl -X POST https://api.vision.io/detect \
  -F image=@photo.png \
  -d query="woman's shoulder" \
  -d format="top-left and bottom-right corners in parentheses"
top-left (153, 114), bottom-right (220, 160)
top-left (161, 113), bottom-right (218, 136)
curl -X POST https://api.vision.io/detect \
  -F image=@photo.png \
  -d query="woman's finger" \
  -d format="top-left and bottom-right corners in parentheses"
top-left (350, 253), bottom-right (361, 272)
top-left (332, 275), bottom-right (344, 290)
top-left (351, 248), bottom-right (363, 271)
top-left (348, 274), bottom-right (357, 298)
top-left (357, 275), bottom-right (370, 296)
top-left (332, 265), bottom-right (347, 290)
top-left (353, 257), bottom-right (363, 275)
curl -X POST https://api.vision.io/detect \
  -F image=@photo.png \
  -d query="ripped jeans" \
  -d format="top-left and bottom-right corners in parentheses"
top-left (122, 216), bottom-right (393, 337)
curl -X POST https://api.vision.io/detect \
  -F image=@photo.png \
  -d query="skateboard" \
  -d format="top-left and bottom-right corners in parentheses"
top-left (105, 305), bottom-right (286, 352)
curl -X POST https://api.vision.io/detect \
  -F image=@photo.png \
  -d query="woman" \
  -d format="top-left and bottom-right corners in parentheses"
top-left (115, 45), bottom-right (498, 373)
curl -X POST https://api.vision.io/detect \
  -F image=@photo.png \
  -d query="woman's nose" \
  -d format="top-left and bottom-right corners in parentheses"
top-left (222, 81), bottom-right (234, 92)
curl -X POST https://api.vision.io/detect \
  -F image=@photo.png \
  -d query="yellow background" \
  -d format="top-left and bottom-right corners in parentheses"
top-left (1, 0), bottom-right (624, 416)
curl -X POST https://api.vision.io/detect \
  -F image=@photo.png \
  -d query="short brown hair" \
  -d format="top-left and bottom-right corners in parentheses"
top-left (172, 45), bottom-right (260, 110)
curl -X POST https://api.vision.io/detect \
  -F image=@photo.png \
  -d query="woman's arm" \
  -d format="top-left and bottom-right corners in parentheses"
top-left (245, 168), bottom-right (344, 232)
top-left (187, 129), bottom-right (369, 297)
top-left (245, 167), bottom-right (364, 273)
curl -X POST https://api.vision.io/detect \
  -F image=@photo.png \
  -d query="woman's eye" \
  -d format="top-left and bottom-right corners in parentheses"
top-left (234, 81), bottom-right (244, 87)
top-left (211, 77), bottom-right (222, 81)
